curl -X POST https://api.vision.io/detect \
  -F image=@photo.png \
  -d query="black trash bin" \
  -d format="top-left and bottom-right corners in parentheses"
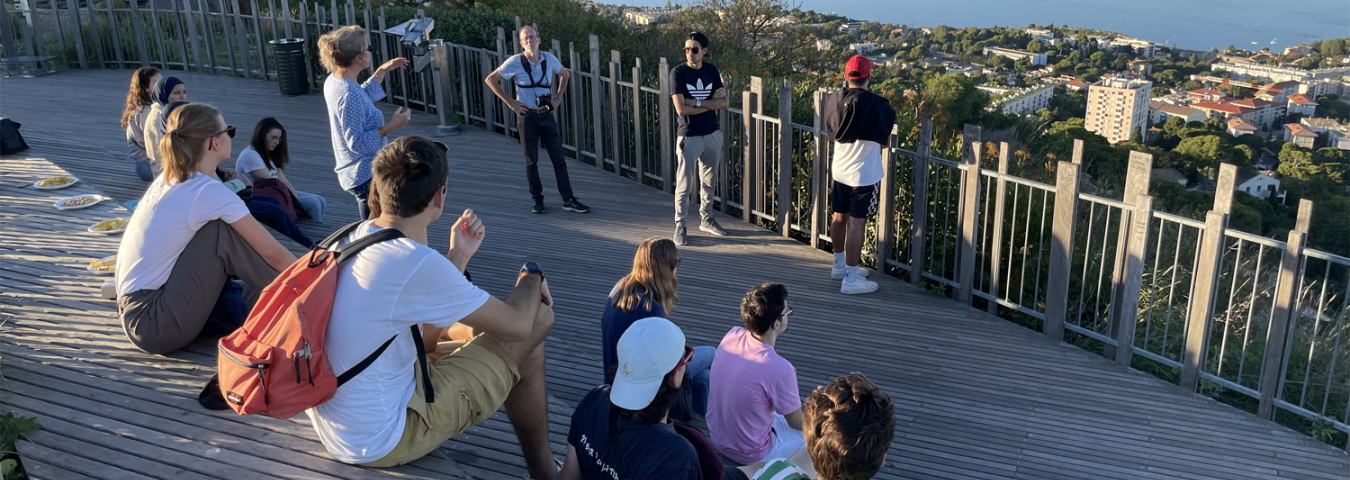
top-left (270, 38), bottom-right (308, 96)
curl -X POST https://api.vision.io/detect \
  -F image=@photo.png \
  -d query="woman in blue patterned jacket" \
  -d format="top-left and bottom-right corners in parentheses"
top-left (318, 25), bottom-right (411, 220)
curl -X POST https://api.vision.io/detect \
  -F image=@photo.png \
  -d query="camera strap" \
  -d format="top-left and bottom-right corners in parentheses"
top-left (518, 54), bottom-right (550, 90)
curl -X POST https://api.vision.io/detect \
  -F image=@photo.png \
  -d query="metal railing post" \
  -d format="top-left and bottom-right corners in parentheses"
top-left (1180, 164), bottom-right (1237, 391)
top-left (810, 89), bottom-right (827, 249)
top-left (956, 125), bottom-right (983, 304)
top-left (777, 80), bottom-right (792, 236)
top-left (1258, 199), bottom-right (1314, 419)
top-left (986, 143), bottom-right (1011, 313)
top-left (908, 119), bottom-right (933, 285)
top-left (633, 59), bottom-right (644, 183)
top-left (741, 87), bottom-right (757, 222)
top-left (588, 35), bottom-right (602, 170)
top-left (1043, 143), bottom-right (1084, 342)
top-left (875, 124), bottom-right (898, 269)
top-left (1106, 151), bottom-right (1154, 363)
top-left (659, 57), bottom-right (673, 193)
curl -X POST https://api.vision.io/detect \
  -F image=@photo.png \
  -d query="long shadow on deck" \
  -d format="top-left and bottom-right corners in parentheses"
top-left (1, 69), bottom-right (1346, 480)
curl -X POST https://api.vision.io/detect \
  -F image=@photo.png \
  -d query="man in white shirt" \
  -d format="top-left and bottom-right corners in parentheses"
top-left (486, 26), bottom-right (589, 215)
top-left (306, 136), bottom-right (559, 480)
top-left (823, 55), bottom-right (896, 295)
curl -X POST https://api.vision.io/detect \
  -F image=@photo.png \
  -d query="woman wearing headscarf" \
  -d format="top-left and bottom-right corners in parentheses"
top-left (143, 76), bottom-right (187, 175)
top-left (318, 25), bottom-right (410, 220)
top-left (121, 67), bottom-right (161, 180)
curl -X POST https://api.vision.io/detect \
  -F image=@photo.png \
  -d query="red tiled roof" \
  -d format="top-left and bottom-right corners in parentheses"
top-left (1285, 123), bottom-right (1316, 137)
top-left (1191, 101), bottom-right (1252, 115)
top-left (1228, 98), bottom-right (1275, 108)
top-left (1227, 117), bottom-right (1257, 131)
top-left (1287, 94), bottom-right (1317, 104)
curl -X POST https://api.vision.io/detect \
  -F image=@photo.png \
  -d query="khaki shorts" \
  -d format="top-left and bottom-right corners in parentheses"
top-left (363, 334), bottom-right (520, 467)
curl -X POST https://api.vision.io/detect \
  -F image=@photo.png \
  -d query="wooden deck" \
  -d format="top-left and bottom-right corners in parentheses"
top-left (1, 69), bottom-right (1346, 480)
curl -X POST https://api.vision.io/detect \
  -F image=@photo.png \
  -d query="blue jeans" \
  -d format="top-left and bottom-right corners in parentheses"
top-left (687, 345), bottom-right (715, 416)
top-left (348, 181), bottom-right (370, 220)
top-left (248, 196), bottom-right (314, 248)
top-left (133, 160), bottom-right (154, 181)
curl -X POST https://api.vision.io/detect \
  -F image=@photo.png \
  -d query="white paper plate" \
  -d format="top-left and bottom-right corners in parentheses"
top-left (33, 177), bottom-right (79, 190)
top-left (87, 255), bottom-right (116, 276)
top-left (54, 194), bottom-right (107, 210)
top-left (87, 220), bottom-right (127, 235)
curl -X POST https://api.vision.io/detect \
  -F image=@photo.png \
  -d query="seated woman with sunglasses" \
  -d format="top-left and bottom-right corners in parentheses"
top-left (600, 237), bottom-right (715, 418)
top-left (116, 104), bottom-right (298, 355)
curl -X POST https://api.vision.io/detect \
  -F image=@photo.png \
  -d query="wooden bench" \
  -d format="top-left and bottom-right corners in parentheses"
top-left (2, 55), bottom-right (55, 78)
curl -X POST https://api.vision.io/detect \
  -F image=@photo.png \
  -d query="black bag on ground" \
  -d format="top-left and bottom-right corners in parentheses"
top-left (0, 117), bottom-right (30, 154)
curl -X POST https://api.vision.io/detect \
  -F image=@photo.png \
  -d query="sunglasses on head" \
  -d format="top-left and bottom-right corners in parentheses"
top-left (684, 46), bottom-right (701, 54)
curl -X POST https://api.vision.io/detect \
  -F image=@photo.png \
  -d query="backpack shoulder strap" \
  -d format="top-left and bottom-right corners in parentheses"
top-left (336, 333), bottom-right (398, 386)
top-left (318, 221), bottom-right (367, 250)
top-left (333, 228), bottom-right (406, 263)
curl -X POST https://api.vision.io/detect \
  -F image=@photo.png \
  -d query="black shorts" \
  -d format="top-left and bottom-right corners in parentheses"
top-left (830, 181), bottom-right (880, 219)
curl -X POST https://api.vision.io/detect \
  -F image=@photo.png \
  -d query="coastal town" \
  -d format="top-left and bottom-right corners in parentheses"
top-left (576, 0), bottom-right (1350, 252)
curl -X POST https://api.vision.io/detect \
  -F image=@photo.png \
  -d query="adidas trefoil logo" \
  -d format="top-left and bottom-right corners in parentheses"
top-left (686, 79), bottom-right (712, 100)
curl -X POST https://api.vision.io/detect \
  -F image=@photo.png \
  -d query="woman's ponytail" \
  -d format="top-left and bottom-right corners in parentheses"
top-left (159, 103), bottom-right (222, 185)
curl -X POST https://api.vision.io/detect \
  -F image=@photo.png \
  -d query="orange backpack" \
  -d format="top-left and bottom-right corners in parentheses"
top-left (211, 221), bottom-right (434, 419)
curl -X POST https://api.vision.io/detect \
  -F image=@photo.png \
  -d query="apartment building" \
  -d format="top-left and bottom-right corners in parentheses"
top-left (1211, 62), bottom-right (1350, 83)
top-left (983, 46), bottom-right (1048, 66)
top-left (990, 84), bottom-right (1055, 116)
top-left (1085, 78), bottom-right (1152, 144)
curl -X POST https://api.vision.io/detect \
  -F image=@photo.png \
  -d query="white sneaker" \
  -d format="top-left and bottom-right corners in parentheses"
top-left (841, 277), bottom-right (879, 295)
top-left (831, 266), bottom-right (871, 280)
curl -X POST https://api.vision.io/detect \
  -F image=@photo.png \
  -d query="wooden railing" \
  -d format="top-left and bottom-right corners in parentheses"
top-left (6, 0), bottom-right (1349, 447)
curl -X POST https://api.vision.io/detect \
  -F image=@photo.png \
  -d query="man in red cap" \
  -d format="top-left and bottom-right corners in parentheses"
top-left (823, 55), bottom-right (895, 295)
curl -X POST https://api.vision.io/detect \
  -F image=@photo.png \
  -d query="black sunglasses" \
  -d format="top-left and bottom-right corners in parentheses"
top-left (215, 125), bottom-right (236, 138)
top-left (366, 45), bottom-right (374, 52)
top-left (684, 46), bottom-right (701, 54)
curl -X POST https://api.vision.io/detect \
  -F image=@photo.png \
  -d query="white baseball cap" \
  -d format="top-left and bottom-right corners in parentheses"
top-left (610, 317), bottom-right (687, 410)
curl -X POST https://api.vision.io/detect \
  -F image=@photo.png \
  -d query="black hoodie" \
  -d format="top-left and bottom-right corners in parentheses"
top-left (823, 87), bottom-right (896, 145)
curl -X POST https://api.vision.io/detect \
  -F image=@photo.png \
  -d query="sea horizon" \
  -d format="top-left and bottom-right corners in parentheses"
top-left (620, 0), bottom-right (1349, 53)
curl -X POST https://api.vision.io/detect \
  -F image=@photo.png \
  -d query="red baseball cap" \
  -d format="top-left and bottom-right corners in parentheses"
top-left (845, 54), bottom-right (873, 79)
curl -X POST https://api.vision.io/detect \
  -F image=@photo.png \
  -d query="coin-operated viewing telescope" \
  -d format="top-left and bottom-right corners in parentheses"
top-left (385, 10), bottom-right (460, 136)
top-left (385, 11), bottom-right (436, 73)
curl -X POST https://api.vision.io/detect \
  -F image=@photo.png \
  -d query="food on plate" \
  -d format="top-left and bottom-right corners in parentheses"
top-left (37, 176), bottom-right (75, 187)
top-left (93, 217), bottom-right (128, 232)
top-left (61, 196), bottom-right (99, 207)
top-left (89, 256), bottom-right (117, 272)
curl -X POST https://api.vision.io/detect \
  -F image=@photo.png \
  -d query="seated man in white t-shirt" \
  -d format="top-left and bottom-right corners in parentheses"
top-left (306, 136), bottom-right (559, 480)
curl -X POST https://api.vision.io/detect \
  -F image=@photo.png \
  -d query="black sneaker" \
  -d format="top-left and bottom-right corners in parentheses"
top-left (532, 203), bottom-right (546, 214)
top-left (563, 198), bottom-right (590, 213)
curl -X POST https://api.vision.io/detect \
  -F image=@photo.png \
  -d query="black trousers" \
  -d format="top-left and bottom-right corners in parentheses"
top-left (518, 112), bottom-right (574, 203)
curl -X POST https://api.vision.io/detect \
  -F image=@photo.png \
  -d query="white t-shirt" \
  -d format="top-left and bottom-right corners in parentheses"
top-left (306, 221), bottom-right (491, 464)
top-left (116, 173), bottom-right (250, 297)
top-left (233, 145), bottom-right (277, 184)
top-left (831, 140), bottom-right (883, 187)
top-left (495, 51), bottom-right (562, 107)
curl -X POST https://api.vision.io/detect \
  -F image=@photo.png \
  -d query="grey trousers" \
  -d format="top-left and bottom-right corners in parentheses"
top-left (118, 220), bottom-right (279, 355)
top-left (674, 130), bottom-right (723, 224)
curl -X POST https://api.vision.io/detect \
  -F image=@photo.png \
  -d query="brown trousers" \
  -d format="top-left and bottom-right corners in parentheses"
top-left (118, 220), bottom-right (279, 354)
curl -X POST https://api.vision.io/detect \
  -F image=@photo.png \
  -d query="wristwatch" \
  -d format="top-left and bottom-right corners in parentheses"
top-left (521, 262), bottom-right (549, 305)
top-left (521, 262), bottom-right (545, 279)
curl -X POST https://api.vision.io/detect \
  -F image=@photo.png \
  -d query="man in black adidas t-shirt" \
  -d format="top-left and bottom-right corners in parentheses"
top-left (669, 32), bottom-right (730, 246)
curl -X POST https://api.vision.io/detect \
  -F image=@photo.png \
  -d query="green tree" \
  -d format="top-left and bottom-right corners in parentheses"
top-left (1321, 38), bottom-right (1347, 56)
top-left (1151, 87), bottom-right (1171, 97)
top-left (1026, 39), bottom-right (1044, 53)
top-left (1175, 135), bottom-right (1232, 171)
top-left (1278, 143), bottom-right (1318, 180)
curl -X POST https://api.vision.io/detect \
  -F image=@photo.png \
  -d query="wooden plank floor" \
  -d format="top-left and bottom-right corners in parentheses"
top-left (2, 69), bottom-right (1347, 480)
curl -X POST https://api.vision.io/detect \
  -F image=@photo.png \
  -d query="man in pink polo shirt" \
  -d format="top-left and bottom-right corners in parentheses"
top-left (706, 282), bottom-right (804, 465)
